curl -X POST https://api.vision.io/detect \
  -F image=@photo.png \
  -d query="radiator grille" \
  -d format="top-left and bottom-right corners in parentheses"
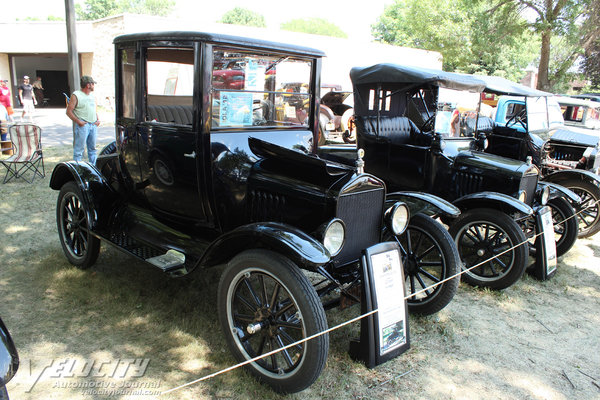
top-left (455, 172), bottom-right (484, 197)
top-left (518, 174), bottom-right (538, 206)
top-left (333, 188), bottom-right (385, 267)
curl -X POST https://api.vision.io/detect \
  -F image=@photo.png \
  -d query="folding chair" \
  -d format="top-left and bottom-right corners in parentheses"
top-left (0, 124), bottom-right (45, 183)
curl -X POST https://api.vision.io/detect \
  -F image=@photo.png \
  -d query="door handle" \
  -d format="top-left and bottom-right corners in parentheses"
top-left (184, 151), bottom-right (196, 158)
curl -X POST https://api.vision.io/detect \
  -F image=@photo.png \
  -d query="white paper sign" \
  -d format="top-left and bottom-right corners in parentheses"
top-left (370, 249), bottom-right (407, 355)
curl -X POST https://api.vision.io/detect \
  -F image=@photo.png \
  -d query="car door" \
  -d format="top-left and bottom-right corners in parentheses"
top-left (135, 43), bottom-right (209, 222)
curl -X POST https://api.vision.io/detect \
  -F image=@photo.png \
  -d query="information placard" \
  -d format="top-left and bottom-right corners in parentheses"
top-left (529, 206), bottom-right (557, 281)
top-left (349, 242), bottom-right (410, 367)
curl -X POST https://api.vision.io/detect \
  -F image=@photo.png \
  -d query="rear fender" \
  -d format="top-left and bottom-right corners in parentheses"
top-left (544, 169), bottom-right (600, 188)
top-left (200, 222), bottom-right (330, 271)
top-left (386, 191), bottom-right (460, 218)
top-left (453, 191), bottom-right (533, 217)
top-left (49, 161), bottom-right (116, 230)
top-left (536, 181), bottom-right (581, 203)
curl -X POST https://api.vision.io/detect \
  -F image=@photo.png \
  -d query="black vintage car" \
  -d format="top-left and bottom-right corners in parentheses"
top-left (321, 64), bottom-right (570, 289)
top-left (0, 317), bottom-right (19, 400)
top-left (49, 32), bottom-right (417, 393)
top-left (470, 75), bottom-right (600, 238)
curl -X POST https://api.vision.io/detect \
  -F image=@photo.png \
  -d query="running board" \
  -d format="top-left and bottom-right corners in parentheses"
top-left (108, 232), bottom-right (188, 276)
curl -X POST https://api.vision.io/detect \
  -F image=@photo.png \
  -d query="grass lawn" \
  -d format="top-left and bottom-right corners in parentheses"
top-left (1, 143), bottom-right (599, 399)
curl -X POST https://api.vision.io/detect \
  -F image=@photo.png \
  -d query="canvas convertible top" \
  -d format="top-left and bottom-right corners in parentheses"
top-left (349, 63), bottom-right (486, 92)
top-left (474, 75), bottom-right (551, 97)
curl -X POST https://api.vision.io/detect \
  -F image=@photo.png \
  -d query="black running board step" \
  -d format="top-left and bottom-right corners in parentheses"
top-left (108, 232), bottom-right (187, 274)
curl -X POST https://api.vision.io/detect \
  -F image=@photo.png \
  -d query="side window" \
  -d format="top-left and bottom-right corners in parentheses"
top-left (145, 47), bottom-right (194, 126)
top-left (120, 48), bottom-right (136, 119)
top-left (211, 48), bottom-right (313, 129)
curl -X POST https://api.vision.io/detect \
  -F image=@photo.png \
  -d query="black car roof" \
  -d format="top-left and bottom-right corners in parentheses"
top-left (349, 63), bottom-right (486, 92)
top-left (474, 75), bottom-right (551, 97)
top-left (114, 31), bottom-right (325, 57)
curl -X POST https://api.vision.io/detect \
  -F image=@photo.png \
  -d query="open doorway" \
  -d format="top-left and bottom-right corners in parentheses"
top-left (35, 70), bottom-right (70, 107)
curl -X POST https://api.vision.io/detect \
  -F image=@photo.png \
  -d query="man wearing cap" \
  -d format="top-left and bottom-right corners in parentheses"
top-left (18, 76), bottom-right (37, 122)
top-left (66, 76), bottom-right (100, 164)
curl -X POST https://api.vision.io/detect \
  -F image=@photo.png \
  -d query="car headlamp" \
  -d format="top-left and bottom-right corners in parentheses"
top-left (385, 202), bottom-right (410, 235)
top-left (540, 186), bottom-right (550, 206)
top-left (322, 219), bottom-right (345, 256)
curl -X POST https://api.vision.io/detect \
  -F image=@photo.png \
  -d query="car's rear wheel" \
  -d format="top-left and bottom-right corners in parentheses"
top-left (559, 180), bottom-right (600, 238)
top-left (384, 214), bottom-right (460, 315)
top-left (449, 208), bottom-right (527, 290)
top-left (218, 250), bottom-right (328, 394)
top-left (56, 181), bottom-right (101, 269)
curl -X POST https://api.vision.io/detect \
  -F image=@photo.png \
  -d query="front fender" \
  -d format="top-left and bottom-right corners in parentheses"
top-left (544, 169), bottom-right (600, 187)
top-left (199, 222), bottom-right (330, 271)
top-left (49, 161), bottom-right (116, 230)
top-left (536, 181), bottom-right (581, 204)
top-left (386, 191), bottom-right (460, 218)
top-left (453, 191), bottom-right (533, 217)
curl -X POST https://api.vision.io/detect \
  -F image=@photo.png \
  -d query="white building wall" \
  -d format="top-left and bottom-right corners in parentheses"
top-left (0, 15), bottom-right (443, 109)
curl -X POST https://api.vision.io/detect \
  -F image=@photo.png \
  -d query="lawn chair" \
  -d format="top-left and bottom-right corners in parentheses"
top-left (0, 124), bottom-right (45, 183)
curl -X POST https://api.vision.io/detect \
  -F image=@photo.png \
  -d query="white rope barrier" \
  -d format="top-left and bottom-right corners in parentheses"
top-left (160, 197), bottom-right (600, 396)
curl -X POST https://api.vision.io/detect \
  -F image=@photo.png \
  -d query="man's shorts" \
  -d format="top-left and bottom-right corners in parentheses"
top-left (22, 99), bottom-right (35, 113)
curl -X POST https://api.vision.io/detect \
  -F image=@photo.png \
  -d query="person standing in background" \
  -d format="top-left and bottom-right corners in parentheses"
top-left (66, 75), bottom-right (100, 164)
top-left (32, 76), bottom-right (44, 106)
top-left (0, 79), bottom-right (14, 123)
top-left (18, 76), bottom-right (37, 122)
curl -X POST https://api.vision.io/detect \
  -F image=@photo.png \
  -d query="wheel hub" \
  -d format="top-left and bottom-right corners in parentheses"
top-left (404, 253), bottom-right (419, 274)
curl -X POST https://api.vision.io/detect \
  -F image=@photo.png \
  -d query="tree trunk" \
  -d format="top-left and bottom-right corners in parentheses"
top-left (537, 30), bottom-right (551, 91)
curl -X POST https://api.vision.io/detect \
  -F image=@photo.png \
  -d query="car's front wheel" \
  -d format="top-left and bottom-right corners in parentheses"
top-left (218, 250), bottom-right (329, 394)
top-left (384, 214), bottom-right (460, 315)
top-left (546, 197), bottom-right (578, 257)
top-left (449, 208), bottom-right (527, 290)
top-left (56, 181), bottom-right (101, 269)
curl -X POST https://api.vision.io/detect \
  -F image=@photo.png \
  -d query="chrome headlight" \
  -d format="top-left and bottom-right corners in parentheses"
top-left (322, 219), bottom-right (345, 256)
top-left (540, 186), bottom-right (550, 206)
top-left (385, 202), bottom-right (410, 235)
top-left (518, 190), bottom-right (527, 203)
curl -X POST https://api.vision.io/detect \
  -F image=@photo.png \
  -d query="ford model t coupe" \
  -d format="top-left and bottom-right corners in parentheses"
top-left (49, 32), bottom-right (418, 393)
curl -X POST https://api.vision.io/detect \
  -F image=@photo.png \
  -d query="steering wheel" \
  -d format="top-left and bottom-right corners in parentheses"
top-left (506, 109), bottom-right (527, 130)
top-left (421, 113), bottom-right (436, 132)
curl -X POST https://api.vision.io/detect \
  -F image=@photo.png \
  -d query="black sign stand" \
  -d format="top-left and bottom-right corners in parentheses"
top-left (349, 242), bottom-right (410, 368)
top-left (528, 206), bottom-right (558, 281)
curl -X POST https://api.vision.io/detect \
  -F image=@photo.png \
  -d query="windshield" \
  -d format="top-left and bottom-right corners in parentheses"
top-left (546, 98), bottom-right (565, 129)
top-left (526, 96), bottom-right (549, 135)
top-left (435, 88), bottom-right (481, 137)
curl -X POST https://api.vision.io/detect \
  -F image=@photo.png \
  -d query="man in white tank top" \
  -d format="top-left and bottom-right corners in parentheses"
top-left (66, 75), bottom-right (100, 164)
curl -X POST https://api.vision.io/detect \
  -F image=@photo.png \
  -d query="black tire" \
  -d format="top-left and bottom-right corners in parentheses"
top-left (546, 197), bottom-right (578, 257)
top-left (217, 250), bottom-right (329, 394)
top-left (56, 181), bottom-right (101, 269)
top-left (99, 141), bottom-right (117, 156)
top-left (317, 116), bottom-right (328, 146)
top-left (384, 214), bottom-right (460, 315)
top-left (0, 384), bottom-right (9, 400)
top-left (449, 208), bottom-right (528, 290)
top-left (559, 180), bottom-right (600, 238)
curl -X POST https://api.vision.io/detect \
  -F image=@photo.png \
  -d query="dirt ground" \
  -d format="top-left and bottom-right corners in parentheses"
top-left (1, 144), bottom-right (599, 400)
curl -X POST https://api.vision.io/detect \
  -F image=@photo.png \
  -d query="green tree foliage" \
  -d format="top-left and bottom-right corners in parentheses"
top-left (75, 0), bottom-right (174, 21)
top-left (281, 18), bottom-right (347, 38)
top-left (220, 7), bottom-right (266, 28)
top-left (497, 0), bottom-right (587, 91)
top-left (371, 0), bottom-right (537, 81)
top-left (582, 39), bottom-right (600, 89)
